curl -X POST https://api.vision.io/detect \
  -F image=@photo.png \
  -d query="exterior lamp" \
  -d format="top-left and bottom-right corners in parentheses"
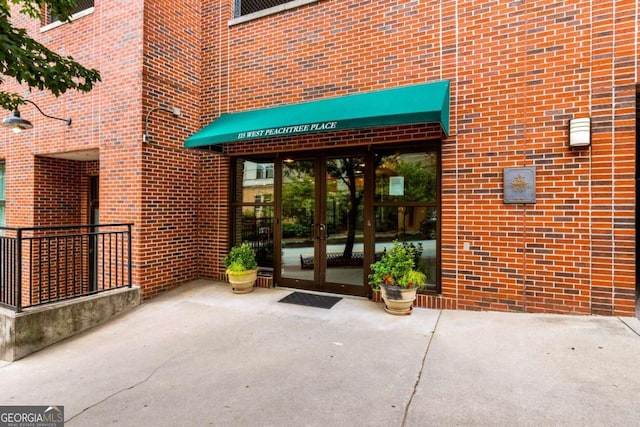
top-left (569, 117), bottom-right (591, 147)
top-left (143, 106), bottom-right (181, 143)
top-left (2, 99), bottom-right (71, 133)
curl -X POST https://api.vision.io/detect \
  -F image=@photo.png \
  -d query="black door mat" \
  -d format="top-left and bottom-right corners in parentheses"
top-left (278, 292), bottom-right (342, 309)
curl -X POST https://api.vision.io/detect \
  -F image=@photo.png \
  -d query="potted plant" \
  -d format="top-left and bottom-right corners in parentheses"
top-left (222, 242), bottom-right (259, 293)
top-left (368, 241), bottom-right (426, 315)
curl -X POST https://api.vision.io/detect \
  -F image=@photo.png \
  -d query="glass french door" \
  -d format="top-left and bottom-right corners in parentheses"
top-left (231, 145), bottom-right (440, 296)
top-left (278, 155), bottom-right (368, 296)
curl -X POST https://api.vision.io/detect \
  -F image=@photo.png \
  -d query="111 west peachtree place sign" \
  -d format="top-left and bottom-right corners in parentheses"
top-left (237, 121), bottom-right (338, 140)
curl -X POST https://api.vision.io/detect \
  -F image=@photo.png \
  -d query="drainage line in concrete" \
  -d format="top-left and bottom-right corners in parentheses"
top-left (65, 355), bottom-right (176, 424)
top-left (618, 317), bottom-right (640, 337)
top-left (401, 309), bottom-right (443, 427)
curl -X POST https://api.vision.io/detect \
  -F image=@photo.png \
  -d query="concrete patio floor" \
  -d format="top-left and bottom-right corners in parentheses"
top-left (0, 279), bottom-right (639, 426)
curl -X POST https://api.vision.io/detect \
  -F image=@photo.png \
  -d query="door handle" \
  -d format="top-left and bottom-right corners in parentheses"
top-left (318, 223), bottom-right (326, 240)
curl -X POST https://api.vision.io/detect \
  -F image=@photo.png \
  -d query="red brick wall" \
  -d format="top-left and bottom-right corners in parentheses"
top-left (1, 1), bottom-right (636, 315)
top-left (587, 2), bottom-right (637, 316)
top-left (33, 157), bottom-right (83, 227)
top-left (2, 2), bottom-right (145, 283)
top-left (200, 0), bottom-right (637, 315)
top-left (2, 1), bottom-right (204, 300)
top-left (140, 0), bottom-right (202, 297)
top-left (197, 152), bottom-right (229, 281)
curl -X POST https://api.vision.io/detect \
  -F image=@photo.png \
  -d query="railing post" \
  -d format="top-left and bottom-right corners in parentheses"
top-left (127, 224), bottom-right (132, 288)
top-left (15, 229), bottom-right (22, 313)
top-left (5, 224), bottom-right (133, 310)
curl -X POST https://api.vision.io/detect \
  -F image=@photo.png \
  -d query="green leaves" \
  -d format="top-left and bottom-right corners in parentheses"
top-left (6, 0), bottom-right (77, 22)
top-left (0, 0), bottom-right (101, 111)
top-left (223, 242), bottom-right (258, 271)
top-left (368, 240), bottom-right (426, 289)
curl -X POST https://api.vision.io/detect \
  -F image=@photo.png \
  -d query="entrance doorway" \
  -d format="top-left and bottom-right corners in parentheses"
top-left (230, 145), bottom-right (440, 298)
top-left (279, 155), bottom-right (367, 296)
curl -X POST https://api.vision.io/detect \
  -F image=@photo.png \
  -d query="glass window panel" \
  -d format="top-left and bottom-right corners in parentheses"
top-left (281, 159), bottom-right (315, 282)
top-left (282, 160), bottom-right (315, 234)
top-left (325, 157), bottom-right (365, 286)
top-left (374, 206), bottom-right (437, 290)
top-left (325, 158), bottom-right (364, 235)
top-left (375, 151), bottom-right (437, 203)
top-left (236, 159), bottom-right (275, 204)
top-left (232, 206), bottom-right (274, 268)
top-left (232, 158), bottom-right (275, 269)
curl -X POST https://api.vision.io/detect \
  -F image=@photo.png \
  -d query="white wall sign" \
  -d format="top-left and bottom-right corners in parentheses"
top-left (389, 176), bottom-right (404, 196)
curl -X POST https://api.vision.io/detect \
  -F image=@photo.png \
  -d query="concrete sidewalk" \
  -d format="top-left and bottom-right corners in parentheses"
top-left (0, 280), bottom-right (638, 426)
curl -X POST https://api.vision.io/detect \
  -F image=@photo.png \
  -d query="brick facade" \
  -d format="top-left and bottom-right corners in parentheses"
top-left (141, 0), bottom-right (202, 295)
top-left (2, 1), bottom-right (203, 300)
top-left (1, 1), bottom-right (638, 315)
top-left (202, 0), bottom-right (638, 315)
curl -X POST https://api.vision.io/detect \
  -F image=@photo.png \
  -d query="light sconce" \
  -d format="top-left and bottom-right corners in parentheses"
top-left (2, 100), bottom-right (71, 133)
top-left (143, 106), bottom-right (181, 143)
top-left (569, 117), bottom-right (591, 147)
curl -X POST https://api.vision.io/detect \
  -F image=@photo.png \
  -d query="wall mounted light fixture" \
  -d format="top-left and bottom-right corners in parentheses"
top-left (2, 100), bottom-right (72, 133)
top-left (143, 106), bottom-right (181, 143)
top-left (569, 117), bottom-right (591, 147)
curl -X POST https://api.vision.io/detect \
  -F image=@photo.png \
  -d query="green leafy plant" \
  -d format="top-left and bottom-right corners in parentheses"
top-left (368, 241), bottom-right (426, 289)
top-left (0, 1), bottom-right (102, 111)
top-left (222, 242), bottom-right (258, 272)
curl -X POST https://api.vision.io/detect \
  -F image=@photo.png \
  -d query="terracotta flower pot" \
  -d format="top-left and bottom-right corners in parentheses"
top-left (227, 269), bottom-right (258, 294)
top-left (379, 283), bottom-right (418, 315)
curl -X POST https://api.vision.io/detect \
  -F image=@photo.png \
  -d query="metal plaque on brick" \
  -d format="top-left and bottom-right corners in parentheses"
top-left (503, 167), bottom-right (536, 204)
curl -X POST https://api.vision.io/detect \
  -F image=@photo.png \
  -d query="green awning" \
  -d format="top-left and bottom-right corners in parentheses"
top-left (185, 80), bottom-right (450, 150)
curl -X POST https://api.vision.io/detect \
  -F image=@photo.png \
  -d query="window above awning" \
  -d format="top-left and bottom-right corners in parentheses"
top-left (184, 80), bottom-right (450, 150)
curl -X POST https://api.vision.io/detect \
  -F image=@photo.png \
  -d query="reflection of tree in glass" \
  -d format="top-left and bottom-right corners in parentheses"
top-left (326, 158), bottom-right (363, 259)
top-left (283, 159), bottom-right (364, 259)
top-left (397, 160), bottom-right (436, 202)
top-left (379, 155), bottom-right (436, 202)
top-left (283, 153), bottom-right (434, 261)
top-left (282, 163), bottom-right (314, 230)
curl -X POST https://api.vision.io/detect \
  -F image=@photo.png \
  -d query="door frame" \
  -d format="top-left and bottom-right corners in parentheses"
top-left (228, 142), bottom-right (442, 297)
top-left (88, 175), bottom-right (99, 293)
top-left (274, 150), bottom-right (372, 297)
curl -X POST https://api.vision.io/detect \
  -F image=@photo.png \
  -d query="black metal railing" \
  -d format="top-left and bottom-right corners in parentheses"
top-left (0, 224), bottom-right (132, 312)
top-left (241, 216), bottom-right (274, 266)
